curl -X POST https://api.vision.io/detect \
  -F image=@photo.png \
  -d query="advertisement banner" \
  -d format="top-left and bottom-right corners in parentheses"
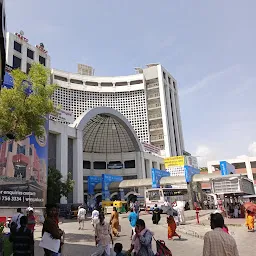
top-left (88, 176), bottom-right (102, 195)
top-left (184, 165), bottom-right (200, 183)
top-left (0, 70), bottom-right (48, 207)
top-left (151, 168), bottom-right (170, 188)
top-left (219, 161), bottom-right (235, 175)
top-left (164, 156), bottom-right (185, 168)
top-left (102, 174), bottom-right (123, 201)
top-left (185, 156), bottom-right (198, 168)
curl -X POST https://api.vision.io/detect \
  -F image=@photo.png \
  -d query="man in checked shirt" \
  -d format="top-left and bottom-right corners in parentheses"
top-left (203, 213), bottom-right (239, 256)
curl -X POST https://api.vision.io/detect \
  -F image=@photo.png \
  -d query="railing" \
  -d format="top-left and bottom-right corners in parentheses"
top-left (149, 124), bottom-right (163, 130)
top-left (148, 103), bottom-right (161, 109)
top-left (148, 93), bottom-right (160, 99)
top-left (147, 83), bottom-right (159, 89)
top-left (151, 135), bottom-right (164, 141)
top-left (148, 113), bottom-right (162, 119)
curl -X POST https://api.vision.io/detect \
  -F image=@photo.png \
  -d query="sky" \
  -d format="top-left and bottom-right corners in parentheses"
top-left (5, 0), bottom-right (256, 166)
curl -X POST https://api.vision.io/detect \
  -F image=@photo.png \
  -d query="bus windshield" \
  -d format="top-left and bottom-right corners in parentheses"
top-left (148, 190), bottom-right (161, 201)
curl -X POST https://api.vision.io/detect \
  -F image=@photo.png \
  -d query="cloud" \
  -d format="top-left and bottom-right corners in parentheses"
top-left (179, 65), bottom-right (239, 96)
top-left (233, 77), bottom-right (256, 95)
top-left (195, 145), bottom-right (213, 167)
top-left (248, 142), bottom-right (256, 156)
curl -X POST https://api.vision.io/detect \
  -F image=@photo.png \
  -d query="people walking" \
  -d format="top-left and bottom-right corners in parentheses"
top-left (42, 204), bottom-right (64, 256)
top-left (91, 207), bottom-right (99, 230)
top-left (110, 207), bottom-right (120, 237)
top-left (245, 210), bottom-right (255, 231)
top-left (152, 204), bottom-right (161, 225)
top-left (10, 216), bottom-right (34, 256)
top-left (94, 212), bottom-right (113, 256)
top-left (128, 208), bottom-right (138, 239)
top-left (134, 201), bottom-right (140, 218)
top-left (77, 205), bottom-right (86, 230)
top-left (27, 210), bottom-right (36, 234)
top-left (167, 215), bottom-right (181, 240)
top-left (203, 213), bottom-right (239, 256)
top-left (127, 219), bottom-right (154, 256)
top-left (11, 208), bottom-right (24, 231)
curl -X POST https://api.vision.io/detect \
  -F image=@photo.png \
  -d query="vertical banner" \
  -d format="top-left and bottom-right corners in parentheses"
top-left (219, 161), bottom-right (235, 175)
top-left (0, 121), bottom-right (48, 207)
top-left (88, 176), bottom-right (102, 195)
top-left (151, 168), bottom-right (170, 188)
top-left (102, 174), bottom-right (123, 201)
top-left (184, 165), bottom-right (200, 183)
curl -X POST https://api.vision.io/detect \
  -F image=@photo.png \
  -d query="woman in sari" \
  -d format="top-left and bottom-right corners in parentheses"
top-left (152, 204), bottom-right (161, 225)
top-left (110, 207), bottom-right (120, 237)
top-left (167, 215), bottom-right (181, 240)
top-left (246, 210), bottom-right (255, 231)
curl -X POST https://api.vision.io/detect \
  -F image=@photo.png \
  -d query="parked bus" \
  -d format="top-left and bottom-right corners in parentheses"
top-left (145, 187), bottom-right (188, 210)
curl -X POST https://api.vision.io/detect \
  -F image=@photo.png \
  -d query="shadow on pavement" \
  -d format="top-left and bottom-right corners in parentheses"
top-left (173, 237), bottom-right (188, 241)
top-left (34, 240), bottom-right (100, 256)
top-left (64, 232), bottom-right (95, 243)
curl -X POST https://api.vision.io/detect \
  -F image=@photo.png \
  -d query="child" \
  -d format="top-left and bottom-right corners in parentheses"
top-left (114, 243), bottom-right (125, 256)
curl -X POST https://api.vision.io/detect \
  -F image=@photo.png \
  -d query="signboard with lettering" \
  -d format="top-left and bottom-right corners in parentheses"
top-left (88, 176), bottom-right (102, 195)
top-left (219, 161), bottom-right (235, 175)
top-left (184, 165), bottom-right (200, 183)
top-left (164, 156), bottom-right (185, 168)
top-left (102, 174), bottom-right (123, 200)
top-left (151, 168), bottom-right (170, 188)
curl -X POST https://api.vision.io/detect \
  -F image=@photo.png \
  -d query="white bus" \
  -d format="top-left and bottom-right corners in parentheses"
top-left (145, 187), bottom-right (188, 210)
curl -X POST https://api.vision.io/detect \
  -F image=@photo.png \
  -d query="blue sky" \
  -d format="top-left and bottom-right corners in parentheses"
top-left (6, 0), bottom-right (256, 165)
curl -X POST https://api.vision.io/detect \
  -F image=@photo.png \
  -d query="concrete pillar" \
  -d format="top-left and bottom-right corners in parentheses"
top-left (245, 159), bottom-right (254, 181)
top-left (73, 130), bottom-right (84, 204)
top-left (56, 132), bottom-right (68, 204)
top-left (207, 164), bottom-right (215, 174)
top-left (187, 182), bottom-right (195, 210)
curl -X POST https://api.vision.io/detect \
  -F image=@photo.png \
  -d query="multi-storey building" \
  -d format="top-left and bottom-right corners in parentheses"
top-left (51, 64), bottom-right (184, 157)
top-left (5, 31), bottom-right (51, 73)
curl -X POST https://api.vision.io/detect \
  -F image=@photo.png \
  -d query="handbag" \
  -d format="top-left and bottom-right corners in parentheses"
top-left (39, 232), bottom-right (60, 253)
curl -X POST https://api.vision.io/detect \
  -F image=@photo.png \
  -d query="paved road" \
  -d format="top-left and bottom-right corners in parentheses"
top-left (34, 213), bottom-right (256, 255)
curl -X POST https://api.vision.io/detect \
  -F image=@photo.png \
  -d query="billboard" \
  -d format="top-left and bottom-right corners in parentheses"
top-left (184, 165), bottom-right (200, 183)
top-left (102, 174), bottom-right (123, 200)
top-left (164, 156), bottom-right (185, 168)
top-left (0, 70), bottom-right (48, 207)
top-left (88, 176), bottom-right (101, 195)
top-left (151, 168), bottom-right (170, 188)
top-left (219, 161), bottom-right (235, 175)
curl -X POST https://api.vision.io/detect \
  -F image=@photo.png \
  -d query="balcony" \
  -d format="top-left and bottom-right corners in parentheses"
top-left (147, 93), bottom-right (160, 100)
top-left (148, 113), bottom-right (162, 120)
top-left (149, 124), bottom-right (163, 131)
top-left (147, 83), bottom-right (159, 90)
top-left (148, 103), bottom-right (161, 110)
top-left (151, 134), bottom-right (164, 142)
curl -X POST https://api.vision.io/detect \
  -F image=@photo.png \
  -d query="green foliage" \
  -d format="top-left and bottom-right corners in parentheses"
top-left (47, 167), bottom-right (75, 204)
top-left (0, 63), bottom-right (57, 141)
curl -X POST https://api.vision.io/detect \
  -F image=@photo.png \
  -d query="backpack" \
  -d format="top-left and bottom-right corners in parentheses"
top-left (10, 214), bottom-right (21, 232)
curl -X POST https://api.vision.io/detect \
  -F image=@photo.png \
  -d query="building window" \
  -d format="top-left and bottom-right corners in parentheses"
top-left (27, 49), bottom-right (34, 59)
top-left (8, 142), bottom-right (13, 152)
top-left (29, 147), bottom-right (33, 156)
top-left (124, 160), bottom-right (135, 168)
top-left (163, 72), bottom-right (166, 80)
top-left (70, 79), bottom-right (83, 85)
top-left (168, 77), bottom-right (171, 84)
top-left (93, 161), bottom-right (106, 170)
top-left (39, 55), bottom-right (46, 66)
top-left (26, 63), bottom-right (31, 74)
top-left (17, 145), bottom-right (25, 155)
top-left (83, 161), bottom-right (91, 169)
top-left (54, 75), bottom-right (68, 82)
top-left (14, 41), bottom-right (22, 53)
top-left (13, 55), bottom-right (22, 69)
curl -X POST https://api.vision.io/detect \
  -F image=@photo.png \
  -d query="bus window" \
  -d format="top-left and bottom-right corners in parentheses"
top-left (148, 191), bottom-right (160, 201)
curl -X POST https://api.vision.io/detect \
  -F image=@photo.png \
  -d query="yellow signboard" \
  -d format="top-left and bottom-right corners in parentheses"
top-left (164, 156), bottom-right (185, 168)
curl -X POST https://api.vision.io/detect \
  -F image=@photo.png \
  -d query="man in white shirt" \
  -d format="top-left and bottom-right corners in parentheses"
top-left (11, 208), bottom-right (24, 231)
top-left (77, 206), bottom-right (86, 230)
top-left (91, 207), bottom-right (99, 230)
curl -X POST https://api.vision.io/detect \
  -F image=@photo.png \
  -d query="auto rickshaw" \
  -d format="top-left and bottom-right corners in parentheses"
top-left (113, 201), bottom-right (128, 213)
top-left (69, 204), bottom-right (81, 218)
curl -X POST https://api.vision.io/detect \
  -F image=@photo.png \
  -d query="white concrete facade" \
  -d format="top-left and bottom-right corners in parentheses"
top-left (49, 108), bottom-right (164, 204)
top-left (5, 32), bottom-right (51, 73)
top-left (51, 64), bottom-right (184, 157)
top-left (207, 156), bottom-right (256, 183)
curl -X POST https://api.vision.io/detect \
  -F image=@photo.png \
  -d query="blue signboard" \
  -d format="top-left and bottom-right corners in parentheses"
top-left (219, 161), bottom-right (235, 175)
top-left (184, 165), bottom-right (200, 183)
top-left (102, 174), bottom-right (123, 200)
top-left (88, 176), bottom-right (102, 195)
top-left (151, 168), bottom-right (170, 188)
top-left (2, 71), bottom-right (14, 89)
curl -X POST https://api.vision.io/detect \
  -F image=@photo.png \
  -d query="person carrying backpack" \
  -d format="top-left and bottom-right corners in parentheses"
top-left (11, 208), bottom-right (24, 231)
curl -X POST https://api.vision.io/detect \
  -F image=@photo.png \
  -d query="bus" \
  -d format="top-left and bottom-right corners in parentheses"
top-left (145, 187), bottom-right (188, 210)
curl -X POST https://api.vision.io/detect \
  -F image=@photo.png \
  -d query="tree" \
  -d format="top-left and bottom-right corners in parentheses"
top-left (0, 63), bottom-right (57, 141)
top-left (47, 167), bottom-right (75, 204)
